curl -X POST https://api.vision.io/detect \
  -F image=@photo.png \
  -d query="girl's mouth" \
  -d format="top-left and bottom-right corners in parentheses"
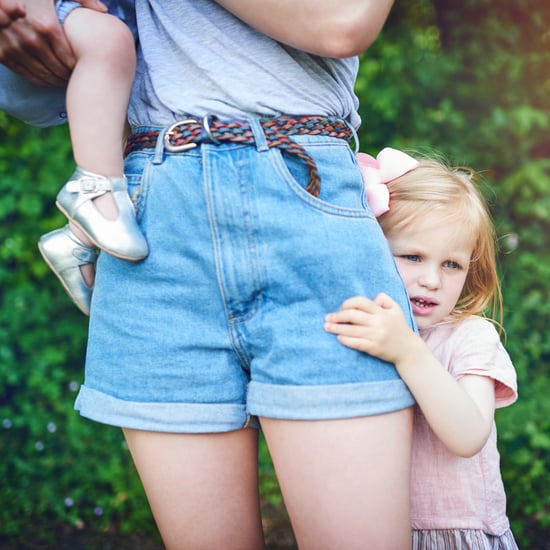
top-left (410, 296), bottom-right (438, 315)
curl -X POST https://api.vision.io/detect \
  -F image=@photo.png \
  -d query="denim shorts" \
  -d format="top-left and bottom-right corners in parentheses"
top-left (75, 120), bottom-right (416, 432)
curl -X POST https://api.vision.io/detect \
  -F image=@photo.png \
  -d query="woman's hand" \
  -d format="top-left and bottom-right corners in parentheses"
top-left (0, 0), bottom-right (106, 86)
top-left (0, 0), bottom-right (25, 28)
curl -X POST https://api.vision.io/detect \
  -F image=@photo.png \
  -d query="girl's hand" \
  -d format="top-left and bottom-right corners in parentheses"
top-left (326, 296), bottom-right (497, 456)
top-left (0, 0), bottom-right (106, 86)
top-left (324, 293), bottom-right (419, 364)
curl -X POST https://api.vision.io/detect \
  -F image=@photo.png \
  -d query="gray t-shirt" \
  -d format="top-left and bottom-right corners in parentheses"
top-left (128, 0), bottom-right (361, 128)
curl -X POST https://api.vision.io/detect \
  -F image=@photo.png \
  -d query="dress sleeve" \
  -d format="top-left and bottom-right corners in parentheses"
top-left (449, 318), bottom-right (518, 408)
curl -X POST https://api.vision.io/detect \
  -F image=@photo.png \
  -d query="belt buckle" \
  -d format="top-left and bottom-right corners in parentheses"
top-left (164, 119), bottom-right (198, 152)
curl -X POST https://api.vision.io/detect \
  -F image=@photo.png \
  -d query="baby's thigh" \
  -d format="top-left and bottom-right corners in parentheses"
top-left (63, 5), bottom-right (134, 63)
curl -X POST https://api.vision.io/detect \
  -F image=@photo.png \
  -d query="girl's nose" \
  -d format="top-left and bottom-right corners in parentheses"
top-left (418, 267), bottom-right (440, 290)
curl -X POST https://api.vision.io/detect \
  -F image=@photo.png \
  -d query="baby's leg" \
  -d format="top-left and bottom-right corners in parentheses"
top-left (60, 8), bottom-right (146, 262)
top-left (40, 9), bottom-right (140, 310)
top-left (64, 7), bottom-right (135, 184)
top-left (59, 9), bottom-right (135, 287)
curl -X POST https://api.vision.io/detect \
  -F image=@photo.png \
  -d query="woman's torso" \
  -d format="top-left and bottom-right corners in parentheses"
top-left (128, 0), bottom-right (360, 127)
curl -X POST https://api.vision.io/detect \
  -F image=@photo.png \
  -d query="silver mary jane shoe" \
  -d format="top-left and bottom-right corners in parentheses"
top-left (38, 225), bottom-right (98, 316)
top-left (56, 167), bottom-right (148, 261)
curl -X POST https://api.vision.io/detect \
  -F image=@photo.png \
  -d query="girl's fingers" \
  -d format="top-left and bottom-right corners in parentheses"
top-left (324, 321), bottom-right (368, 338)
top-left (325, 308), bottom-right (369, 327)
top-left (339, 295), bottom-right (376, 311)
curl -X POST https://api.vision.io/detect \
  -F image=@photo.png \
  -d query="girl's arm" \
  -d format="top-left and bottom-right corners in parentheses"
top-left (214, 0), bottom-right (394, 58)
top-left (0, 0), bottom-right (106, 86)
top-left (324, 294), bottom-right (496, 457)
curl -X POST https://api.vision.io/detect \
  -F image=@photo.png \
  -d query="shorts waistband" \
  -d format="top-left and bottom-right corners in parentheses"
top-left (125, 115), bottom-right (353, 197)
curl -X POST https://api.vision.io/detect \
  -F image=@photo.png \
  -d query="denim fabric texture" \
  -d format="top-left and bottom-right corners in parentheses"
top-left (75, 123), bottom-right (416, 432)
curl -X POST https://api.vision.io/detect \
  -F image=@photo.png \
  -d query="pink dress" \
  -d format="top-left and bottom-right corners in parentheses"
top-left (412, 317), bottom-right (519, 549)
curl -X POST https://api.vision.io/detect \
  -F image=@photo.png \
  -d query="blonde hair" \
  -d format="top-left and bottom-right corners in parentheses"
top-left (378, 157), bottom-right (502, 325)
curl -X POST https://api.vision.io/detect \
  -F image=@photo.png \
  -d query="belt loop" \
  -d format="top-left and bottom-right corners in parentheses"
top-left (201, 115), bottom-right (220, 145)
top-left (248, 118), bottom-right (269, 152)
top-left (153, 127), bottom-right (168, 164)
top-left (344, 120), bottom-right (360, 153)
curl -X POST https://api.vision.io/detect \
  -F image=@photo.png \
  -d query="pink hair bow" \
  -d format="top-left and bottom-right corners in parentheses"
top-left (357, 147), bottom-right (419, 217)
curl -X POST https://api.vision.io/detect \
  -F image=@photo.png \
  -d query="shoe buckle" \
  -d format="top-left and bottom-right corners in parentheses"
top-left (65, 176), bottom-right (109, 194)
top-left (164, 119), bottom-right (199, 152)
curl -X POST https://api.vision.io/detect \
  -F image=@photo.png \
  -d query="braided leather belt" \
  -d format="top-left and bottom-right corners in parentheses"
top-left (125, 115), bottom-right (353, 197)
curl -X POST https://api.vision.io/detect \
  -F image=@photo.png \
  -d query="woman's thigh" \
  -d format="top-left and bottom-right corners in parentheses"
top-left (123, 427), bottom-right (265, 550)
top-left (261, 408), bottom-right (413, 550)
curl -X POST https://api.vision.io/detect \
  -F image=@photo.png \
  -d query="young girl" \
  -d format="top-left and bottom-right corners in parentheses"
top-left (325, 150), bottom-right (519, 549)
top-left (0, 0), bottom-right (147, 315)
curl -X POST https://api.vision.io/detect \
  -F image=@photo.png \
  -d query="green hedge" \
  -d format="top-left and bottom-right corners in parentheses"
top-left (0, 115), bottom-right (157, 541)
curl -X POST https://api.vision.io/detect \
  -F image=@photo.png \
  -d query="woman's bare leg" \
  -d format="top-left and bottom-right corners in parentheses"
top-left (261, 408), bottom-right (413, 550)
top-left (123, 428), bottom-right (265, 550)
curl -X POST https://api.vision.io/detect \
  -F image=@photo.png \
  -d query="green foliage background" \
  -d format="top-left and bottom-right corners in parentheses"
top-left (1, 1), bottom-right (549, 547)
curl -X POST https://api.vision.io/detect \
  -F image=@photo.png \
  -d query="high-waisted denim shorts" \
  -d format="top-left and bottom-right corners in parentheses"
top-left (75, 119), bottom-right (416, 432)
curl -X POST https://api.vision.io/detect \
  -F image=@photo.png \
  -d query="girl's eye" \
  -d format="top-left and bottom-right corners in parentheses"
top-left (444, 260), bottom-right (461, 269)
top-left (403, 255), bottom-right (421, 262)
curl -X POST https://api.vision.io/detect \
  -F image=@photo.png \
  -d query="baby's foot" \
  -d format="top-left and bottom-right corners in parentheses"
top-left (56, 167), bottom-right (148, 261)
top-left (38, 225), bottom-right (98, 316)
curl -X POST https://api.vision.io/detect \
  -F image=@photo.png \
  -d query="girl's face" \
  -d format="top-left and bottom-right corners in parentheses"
top-left (388, 218), bottom-right (474, 329)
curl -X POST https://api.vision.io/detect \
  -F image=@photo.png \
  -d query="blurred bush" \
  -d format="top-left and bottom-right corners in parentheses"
top-left (0, 115), bottom-right (156, 542)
